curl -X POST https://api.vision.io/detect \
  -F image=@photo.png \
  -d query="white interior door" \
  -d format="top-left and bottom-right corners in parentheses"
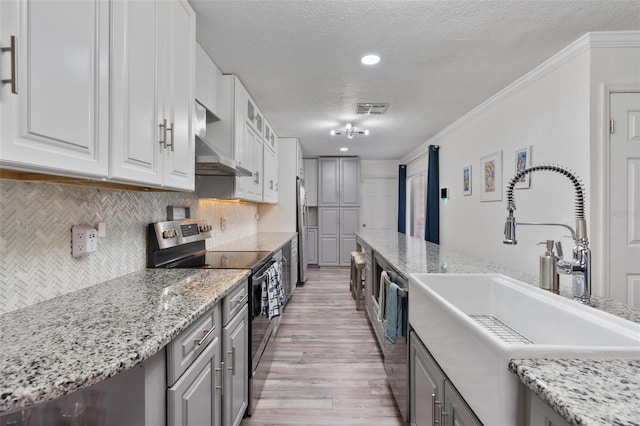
top-left (361, 177), bottom-right (397, 232)
top-left (608, 92), bottom-right (640, 307)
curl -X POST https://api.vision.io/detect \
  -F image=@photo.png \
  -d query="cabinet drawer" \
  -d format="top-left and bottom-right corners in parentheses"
top-left (167, 305), bottom-right (220, 385)
top-left (222, 281), bottom-right (249, 325)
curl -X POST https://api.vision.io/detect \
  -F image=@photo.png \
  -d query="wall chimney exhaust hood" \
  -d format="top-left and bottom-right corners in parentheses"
top-left (194, 102), bottom-right (251, 177)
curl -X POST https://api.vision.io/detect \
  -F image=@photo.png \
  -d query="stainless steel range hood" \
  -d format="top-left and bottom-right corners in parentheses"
top-left (194, 102), bottom-right (251, 177)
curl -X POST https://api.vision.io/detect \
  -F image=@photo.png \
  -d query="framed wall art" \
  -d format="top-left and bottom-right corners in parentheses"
top-left (463, 165), bottom-right (472, 196)
top-left (514, 146), bottom-right (532, 189)
top-left (480, 151), bottom-right (502, 202)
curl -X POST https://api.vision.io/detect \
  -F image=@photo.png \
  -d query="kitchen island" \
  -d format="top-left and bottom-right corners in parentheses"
top-left (356, 229), bottom-right (640, 426)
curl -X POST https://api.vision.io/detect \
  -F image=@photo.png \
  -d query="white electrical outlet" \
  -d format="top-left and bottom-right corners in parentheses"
top-left (220, 217), bottom-right (229, 231)
top-left (72, 225), bottom-right (98, 257)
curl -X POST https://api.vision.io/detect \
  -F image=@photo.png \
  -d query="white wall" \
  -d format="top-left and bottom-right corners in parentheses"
top-left (401, 33), bottom-right (640, 296)
top-left (588, 43), bottom-right (640, 297)
top-left (361, 160), bottom-right (399, 178)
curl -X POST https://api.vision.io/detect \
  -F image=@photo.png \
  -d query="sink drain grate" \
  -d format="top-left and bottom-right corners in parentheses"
top-left (470, 315), bottom-right (534, 344)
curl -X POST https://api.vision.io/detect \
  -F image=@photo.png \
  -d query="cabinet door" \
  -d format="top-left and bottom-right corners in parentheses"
top-left (233, 79), bottom-right (248, 167)
top-left (318, 207), bottom-right (339, 266)
top-left (443, 381), bottom-right (482, 426)
top-left (340, 157), bottom-right (361, 206)
top-left (297, 141), bottom-right (304, 178)
top-left (304, 159), bottom-right (318, 206)
top-left (318, 158), bottom-right (339, 206)
top-left (195, 43), bottom-right (217, 114)
top-left (252, 135), bottom-right (264, 201)
top-left (307, 228), bottom-right (318, 265)
top-left (110, 0), bottom-right (163, 185)
top-left (527, 391), bottom-right (571, 426)
top-left (167, 335), bottom-right (221, 426)
top-left (0, 0), bottom-right (109, 177)
top-left (162, 0), bottom-right (195, 190)
top-left (263, 146), bottom-right (278, 204)
top-left (339, 208), bottom-right (360, 266)
top-left (223, 305), bottom-right (249, 426)
top-left (410, 331), bottom-right (446, 426)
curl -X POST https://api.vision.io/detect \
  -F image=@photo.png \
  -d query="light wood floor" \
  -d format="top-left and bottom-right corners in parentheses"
top-left (241, 267), bottom-right (404, 426)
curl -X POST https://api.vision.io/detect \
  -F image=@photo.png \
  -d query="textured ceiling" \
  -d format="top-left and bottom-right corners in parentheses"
top-left (190, 1), bottom-right (640, 160)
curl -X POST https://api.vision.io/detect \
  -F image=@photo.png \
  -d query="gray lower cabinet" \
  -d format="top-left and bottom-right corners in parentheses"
top-left (526, 391), bottom-right (570, 426)
top-left (307, 227), bottom-right (318, 265)
top-left (167, 305), bottom-right (222, 426)
top-left (167, 280), bottom-right (249, 426)
top-left (318, 207), bottom-right (360, 266)
top-left (410, 331), bottom-right (481, 426)
top-left (168, 334), bottom-right (222, 426)
top-left (443, 381), bottom-right (482, 426)
top-left (410, 331), bottom-right (446, 426)
top-left (222, 304), bottom-right (249, 426)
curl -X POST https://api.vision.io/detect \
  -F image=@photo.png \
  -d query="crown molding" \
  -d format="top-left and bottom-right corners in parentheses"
top-left (401, 31), bottom-right (640, 164)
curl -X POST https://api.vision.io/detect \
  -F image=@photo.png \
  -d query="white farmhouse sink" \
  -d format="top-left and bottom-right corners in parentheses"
top-left (409, 273), bottom-right (640, 425)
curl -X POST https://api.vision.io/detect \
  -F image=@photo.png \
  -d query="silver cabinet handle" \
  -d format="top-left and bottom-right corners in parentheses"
top-left (166, 121), bottom-right (174, 151)
top-left (216, 362), bottom-right (224, 396)
top-left (235, 294), bottom-right (248, 307)
top-left (195, 325), bottom-right (216, 346)
top-left (1, 36), bottom-right (17, 94)
top-left (159, 119), bottom-right (167, 148)
top-left (432, 393), bottom-right (442, 425)
top-left (227, 345), bottom-right (236, 375)
top-left (441, 407), bottom-right (449, 425)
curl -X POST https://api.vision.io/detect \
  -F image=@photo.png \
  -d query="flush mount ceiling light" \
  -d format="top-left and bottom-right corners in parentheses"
top-left (330, 123), bottom-right (370, 139)
top-left (340, 147), bottom-right (349, 152)
top-left (361, 54), bottom-right (381, 65)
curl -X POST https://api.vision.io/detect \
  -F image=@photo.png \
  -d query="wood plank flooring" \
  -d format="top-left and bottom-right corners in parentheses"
top-left (241, 267), bottom-right (404, 426)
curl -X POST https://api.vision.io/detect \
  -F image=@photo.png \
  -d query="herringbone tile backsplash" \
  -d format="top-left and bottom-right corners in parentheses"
top-left (0, 179), bottom-right (257, 315)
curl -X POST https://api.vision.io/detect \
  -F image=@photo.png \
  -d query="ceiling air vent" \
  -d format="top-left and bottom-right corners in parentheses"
top-left (355, 103), bottom-right (389, 115)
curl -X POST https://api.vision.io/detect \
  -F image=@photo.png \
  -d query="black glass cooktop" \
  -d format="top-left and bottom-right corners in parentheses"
top-left (203, 251), bottom-right (271, 269)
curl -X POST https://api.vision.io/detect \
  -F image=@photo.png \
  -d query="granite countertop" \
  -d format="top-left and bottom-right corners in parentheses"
top-left (0, 268), bottom-right (250, 413)
top-left (509, 359), bottom-right (640, 426)
top-left (211, 232), bottom-right (297, 252)
top-left (356, 229), bottom-right (640, 426)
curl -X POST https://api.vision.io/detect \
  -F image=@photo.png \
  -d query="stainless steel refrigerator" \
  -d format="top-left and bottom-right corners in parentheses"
top-left (296, 177), bottom-right (308, 283)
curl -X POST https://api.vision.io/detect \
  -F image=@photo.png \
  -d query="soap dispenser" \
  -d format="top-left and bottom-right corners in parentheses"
top-left (538, 240), bottom-right (559, 294)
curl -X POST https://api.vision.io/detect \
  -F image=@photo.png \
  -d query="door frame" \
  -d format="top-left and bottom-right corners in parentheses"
top-left (600, 84), bottom-right (640, 299)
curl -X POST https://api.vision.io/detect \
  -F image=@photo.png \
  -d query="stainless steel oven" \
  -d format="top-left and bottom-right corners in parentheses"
top-left (147, 218), bottom-right (284, 418)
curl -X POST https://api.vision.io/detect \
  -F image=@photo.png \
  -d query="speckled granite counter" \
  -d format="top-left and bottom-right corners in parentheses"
top-left (0, 268), bottom-right (249, 413)
top-left (509, 359), bottom-right (640, 426)
top-left (356, 229), bottom-right (640, 426)
top-left (211, 232), bottom-right (297, 252)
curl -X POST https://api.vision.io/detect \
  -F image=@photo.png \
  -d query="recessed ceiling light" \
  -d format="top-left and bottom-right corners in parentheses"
top-left (361, 54), bottom-right (380, 65)
top-left (340, 147), bottom-right (348, 152)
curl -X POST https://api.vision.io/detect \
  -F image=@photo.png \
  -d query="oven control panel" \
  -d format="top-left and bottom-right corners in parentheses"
top-left (151, 219), bottom-right (213, 249)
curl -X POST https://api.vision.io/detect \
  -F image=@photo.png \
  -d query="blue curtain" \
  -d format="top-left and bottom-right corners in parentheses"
top-left (425, 145), bottom-right (439, 244)
top-left (398, 165), bottom-right (407, 233)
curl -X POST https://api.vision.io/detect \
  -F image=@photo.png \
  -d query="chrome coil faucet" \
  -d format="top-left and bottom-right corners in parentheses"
top-left (503, 164), bottom-right (592, 305)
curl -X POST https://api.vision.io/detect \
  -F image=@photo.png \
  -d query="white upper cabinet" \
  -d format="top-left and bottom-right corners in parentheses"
top-left (205, 74), bottom-right (279, 203)
top-left (111, 0), bottom-right (195, 191)
top-left (1, 0), bottom-right (195, 191)
top-left (161, 0), bottom-right (195, 190)
top-left (110, 0), bottom-right (162, 186)
top-left (262, 128), bottom-right (278, 204)
top-left (0, 0), bottom-right (110, 177)
top-left (195, 43), bottom-right (218, 115)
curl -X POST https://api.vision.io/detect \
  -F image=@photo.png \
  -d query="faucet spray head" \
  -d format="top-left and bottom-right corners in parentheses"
top-left (503, 212), bottom-right (517, 245)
